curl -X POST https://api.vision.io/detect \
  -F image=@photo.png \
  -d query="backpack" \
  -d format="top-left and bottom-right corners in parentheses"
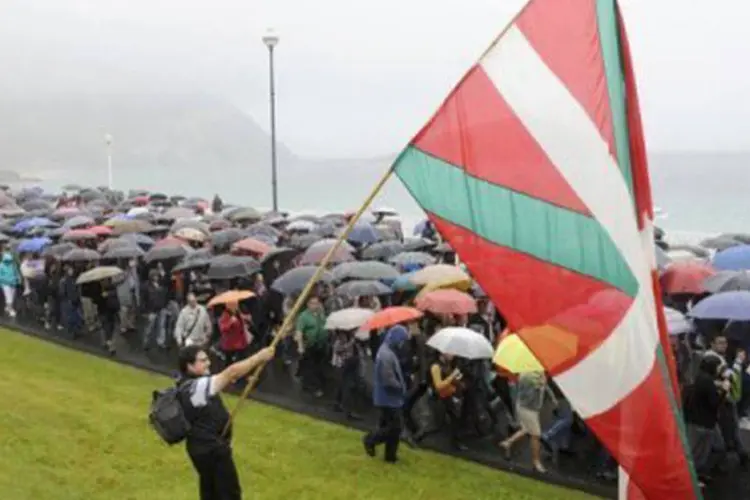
top-left (149, 382), bottom-right (191, 445)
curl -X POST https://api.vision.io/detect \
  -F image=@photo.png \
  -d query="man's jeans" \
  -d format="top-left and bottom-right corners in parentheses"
top-left (143, 308), bottom-right (167, 349)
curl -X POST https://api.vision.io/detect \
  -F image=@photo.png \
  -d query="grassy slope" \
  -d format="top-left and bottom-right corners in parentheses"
top-left (0, 330), bottom-right (595, 500)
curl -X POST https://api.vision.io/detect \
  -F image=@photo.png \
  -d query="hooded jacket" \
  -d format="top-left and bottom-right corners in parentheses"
top-left (372, 325), bottom-right (408, 408)
top-left (0, 252), bottom-right (20, 288)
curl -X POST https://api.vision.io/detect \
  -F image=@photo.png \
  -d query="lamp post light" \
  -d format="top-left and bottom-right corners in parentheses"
top-left (262, 30), bottom-right (279, 212)
top-left (104, 133), bottom-right (113, 190)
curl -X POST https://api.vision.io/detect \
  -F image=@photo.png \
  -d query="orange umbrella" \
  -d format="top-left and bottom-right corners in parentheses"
top-left (232, 237), bottom-right (272, 256)
top-left (361, 306), bottom-right (423, 331)
top-left (415, 289), bottom-right (477, 315)
top-left (208, 289), bottom-right (256, 307)
top-left (89, 225), bottom-right (113, 236)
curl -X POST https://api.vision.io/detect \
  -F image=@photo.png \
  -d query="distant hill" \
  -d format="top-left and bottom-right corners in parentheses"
top-left (0, 93), bottom-right (298, 181)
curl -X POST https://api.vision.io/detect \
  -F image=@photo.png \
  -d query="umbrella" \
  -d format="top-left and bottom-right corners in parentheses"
top-left (288, 232), bottom-right (321, 249)
top-left (163, 207), bottom-right (196, 220)
top-left (260, 247), bottom-right (300, 266)
top-left (51, 207), bottom-right (86, 220)
top-left (665, 307), bottom-right (693, 336)
top-left (76, 266), bottom-right (124, 285)
top-left (361, 306), bottom-right (423, 331)
top-left (89, 225), bottom-right (113, 236)
top-left (228, 207), bottom-right (262, 222)
top-left (410, 264), bottom-right (471, 288)
top-left (61, 229), bottom-right (98, 242)
top-left (174, 227), bottom-right (208, 243)
top-left (659, 262), bottom-right (715, 295)
top-left (401, 237), bottom-right (435, 252)
top-left (704, 270), bottom-right (750, 293)
top-left (271, 266), bottom-right (334, 295)
top-left (427, 327), bottom-right (493, 360)
top-left (209, 219), bottom-right (232, 232)
top-left (42, 242), bottom-right (76, 258)
top-left (61, 248), bottom-right (100, 262)
top-left (415, 289), bottom-right (478, 315)
top-left (299, 239), bottom-right (355, 265)
top-left (494, 333), bottom-right (545, 373)
top-left (713, 245), bottom-right (750, 271)
top-left (171, 219), bottom-right (210, 235)
top-left (103, 245), bottom-right (145, 260)
top-left (205, 255), bottom-right (260, 280)
top-left (245, 223), bottom-right (281, 243)
top-left (331, 261), bottom-right (400, 282)
top-left (391, 272), bottom-right (419, 292)
top-left (342, 221), bottom-right (380, 245)
top-left (701, 236), bottom-right (742, 251)
top-left (389, 251), bottom-right (436, 268)
top-left (207, 290), bottom-right (255, 307)
top-left (17, 237), bottom-right (51, 253)
top-left (63, 215), bottom-right (95, 229)
top-left (231, 237), bottom-right (272, 256)
top-left (13, 217), bottom-right (56, 233)
top-left (211, 228), bottom-right (246, 249)
top-left (286, 219), bottom-right (317, 232)
top-left (325, 307), bottom-right (375, 332)
top-left (668, 244), bottom-right (711, 259)
top-left (144, 243), bottom-right (193, 263)
top-left (335, 280), bottom-right (392, 297)
top-left (688, 291), bottom-right (750, 321)
top-left (361, 241), bottom-right (404, 261)
top-left (109, 219), bottom-right (153, 235)
top-left (173, 249), bottom-right (213, 272)
top-left (655, 245), bottom-right (671, 270)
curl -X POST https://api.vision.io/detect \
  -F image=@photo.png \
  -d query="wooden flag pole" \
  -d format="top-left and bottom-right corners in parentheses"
top-left (222, 165), bottom-right (396, 435)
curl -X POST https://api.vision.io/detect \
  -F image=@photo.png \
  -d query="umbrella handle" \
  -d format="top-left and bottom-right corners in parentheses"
top-left (222, 165), bottom-right (396, 437)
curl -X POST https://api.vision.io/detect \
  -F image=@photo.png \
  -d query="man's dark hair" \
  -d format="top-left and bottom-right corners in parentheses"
top-left (178, 345), bottom-right (204, 374)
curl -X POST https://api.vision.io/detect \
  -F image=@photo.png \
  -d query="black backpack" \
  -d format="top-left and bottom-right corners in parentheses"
top-left (149, 382), bottom-right (191, 445)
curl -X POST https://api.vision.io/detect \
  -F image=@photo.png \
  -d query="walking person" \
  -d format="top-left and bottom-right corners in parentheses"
top-left (363, 325), bottom-right (409, 463)
top-left (0, 249), bottom-right (20, 318)
top-left (174, 293), bottom-right (213, 348)
top-left (177, 344), bottom-right (275, 500)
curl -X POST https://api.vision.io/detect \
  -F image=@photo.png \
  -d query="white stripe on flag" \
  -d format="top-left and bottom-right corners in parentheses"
top-left (480, 25), bottom-right (659, 417)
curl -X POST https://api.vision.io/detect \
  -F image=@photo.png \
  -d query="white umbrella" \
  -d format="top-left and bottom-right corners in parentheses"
top-left (325, 308), bottom-right (375, 331)
top-left (665, 306), bottom-right (693, 336)
top-left (427, 326), bottom-right (494, 360)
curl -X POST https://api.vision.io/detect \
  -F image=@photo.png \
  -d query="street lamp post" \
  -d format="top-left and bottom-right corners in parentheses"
top-left (262, 30), bottom-right (279, 212)
top-left (104, 133), bottom-right (113, 190)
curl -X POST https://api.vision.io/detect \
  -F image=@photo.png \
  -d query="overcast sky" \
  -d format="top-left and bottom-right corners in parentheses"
top-left (2, 0), bottom-right (748, 157)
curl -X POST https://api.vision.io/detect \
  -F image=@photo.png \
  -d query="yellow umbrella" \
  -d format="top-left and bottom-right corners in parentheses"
top-left (208, 289), bottom-right (255, 307)
top-left (410, 264), bottom-right (470, 287)
top-left (494, 325), bottom-right (579, 374)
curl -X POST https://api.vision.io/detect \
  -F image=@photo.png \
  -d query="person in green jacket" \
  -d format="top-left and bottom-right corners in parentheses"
top-left (295, 296), bottom-right (328, 397)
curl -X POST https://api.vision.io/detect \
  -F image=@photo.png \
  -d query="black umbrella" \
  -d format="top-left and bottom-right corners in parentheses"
top-left (361, 241), bottom-right (404, 260)
top-left (331, 261), bottom-right (400, 282)
top-left (389, 251), bottom-right (436, 268)
top-left (401, 237), bottom-right (436, 252)
top-left (205, 255), bottom-right (260, 280)
top-left (61, 248), bottom-right (101, 263)
top-left (211, 228), bottom-right (246, 249)
top-left (145, 243), bottom-right (193, 263)
top-left (704, 271), bottom-right (750, 293)
top-left (42, 242), bottom-right (76, 257)
top-left (260, 247), bottom-right (300, 266)
top-left (103, 245), bottom-right (146, 260)
top-left (271, 266), bottom-right (334, 295)
top-left (173, 252), bottom-right (213, 272)
top-left (288, 232), bottom-right (321, 250)
top-left (335, 280), bottom-right (391, 297)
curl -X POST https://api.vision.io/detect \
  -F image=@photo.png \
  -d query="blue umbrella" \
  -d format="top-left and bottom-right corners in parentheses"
top-left (13, 217), bottom-right (56, 233)
top-left (712, 245), bottom-right (750, 271)
top-left (688, 291), bottom-right (750, 321)
top-left (346, 222), bottom-right (380, 245)
top-left (391, 272), bottom-right (419, 292)
top-left (17, 237), bottom-right (52, 253)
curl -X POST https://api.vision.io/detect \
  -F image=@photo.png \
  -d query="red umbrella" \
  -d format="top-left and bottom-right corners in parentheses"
top-left (660, 262), bottom-right (716, 294)
top-left (155, 236), bottom-right (185, 248)
top-left (209, 219), bottom-right (231, 232)
top-left (89, 225), bottom-right (113, 236)
top-left (361, 306), bottom-right (423, 331)
top-left (231, 237), bottom-right (272, 257)
top-left (61, 229), bottom-right (98, 242)
top-left (133, 196), bottom-right (149, 206)
top-left (415, 289), bottom-right (477, 315)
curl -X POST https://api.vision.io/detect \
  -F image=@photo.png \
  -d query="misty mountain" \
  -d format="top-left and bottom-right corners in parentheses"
top-left (0, 93), bottom-right (298, 180)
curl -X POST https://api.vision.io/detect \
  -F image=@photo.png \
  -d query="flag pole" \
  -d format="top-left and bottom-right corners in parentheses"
top-left (222, 165), bottom-right (395, 435)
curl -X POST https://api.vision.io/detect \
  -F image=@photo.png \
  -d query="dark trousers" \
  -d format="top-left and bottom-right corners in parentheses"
top-left (301, 345), bottom-right (328, 392)
top-left (335, 357), bottom-right (360, 412)
top-left (189, 447), bottom-right (242, 500)
top-left (365, 407), bottom-right (403, 461)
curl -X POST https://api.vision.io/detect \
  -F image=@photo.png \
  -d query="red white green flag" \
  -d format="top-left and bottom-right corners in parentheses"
top-left (392, 1), bottom-right (700, 498)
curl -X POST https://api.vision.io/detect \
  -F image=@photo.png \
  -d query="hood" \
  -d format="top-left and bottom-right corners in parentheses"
top-left (1, 252), bottom-right (13, 263)
top-left (384, 325), bottom-right (409, 348)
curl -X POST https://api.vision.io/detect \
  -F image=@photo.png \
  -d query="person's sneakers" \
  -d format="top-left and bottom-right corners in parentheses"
top-left (362, 436), bottom-right (376, 457)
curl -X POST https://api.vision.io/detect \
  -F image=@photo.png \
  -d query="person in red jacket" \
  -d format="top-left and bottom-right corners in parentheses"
top-left (218, 301), bottom-right (253, 367)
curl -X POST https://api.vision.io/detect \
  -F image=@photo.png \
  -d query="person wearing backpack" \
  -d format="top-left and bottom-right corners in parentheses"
top-left (168, 344), bottom-right (274, 499)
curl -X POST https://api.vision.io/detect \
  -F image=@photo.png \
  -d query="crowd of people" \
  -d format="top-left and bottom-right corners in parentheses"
top-left (0, 185), bottom-right (747, 494)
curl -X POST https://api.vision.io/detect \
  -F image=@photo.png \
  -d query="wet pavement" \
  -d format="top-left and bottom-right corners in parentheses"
top-left (3, 318), bottom-right (748, 500)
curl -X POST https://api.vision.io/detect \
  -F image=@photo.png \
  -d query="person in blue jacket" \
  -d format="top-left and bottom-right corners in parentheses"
top-left (0, 250), bottom-right (20, 318)
top-left (363, 324), bottom-right (409, 463)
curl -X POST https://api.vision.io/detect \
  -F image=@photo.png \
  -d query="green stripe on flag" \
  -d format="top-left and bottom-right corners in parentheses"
top-left (395, 146), bottom-right (639, 297)
top-left (596, 0), bottom-right (634, 202)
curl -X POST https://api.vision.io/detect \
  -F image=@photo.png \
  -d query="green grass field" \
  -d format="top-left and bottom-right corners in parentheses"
top-left (0, 329), bottom-right (596, 500)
